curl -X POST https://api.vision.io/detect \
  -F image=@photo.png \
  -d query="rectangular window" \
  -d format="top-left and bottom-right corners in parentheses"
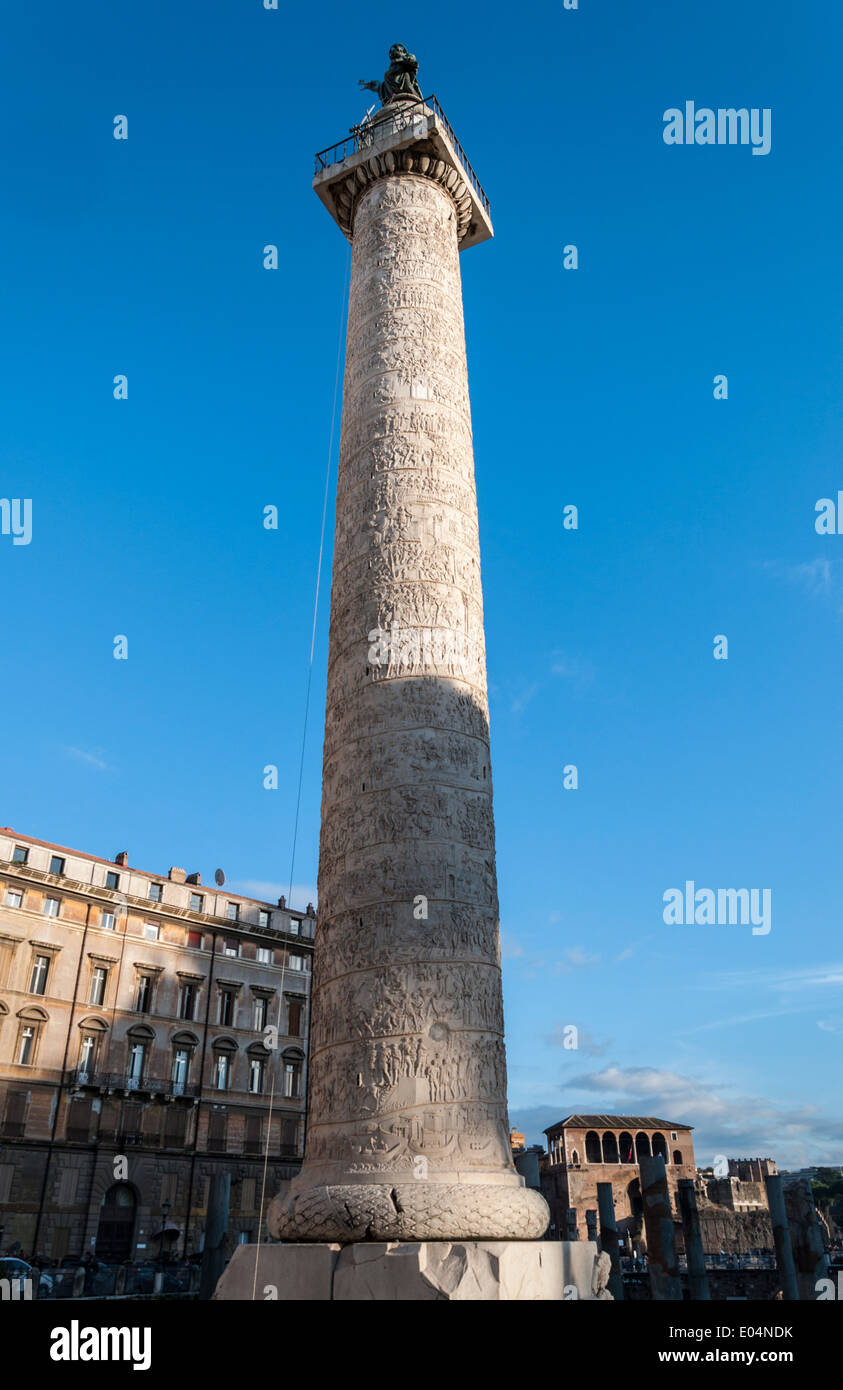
top-left (127, 1042), bottom-right (145, 1083)
top-left (208, 1109), bottom-right (227, 1148)
top-left (288, 954), bottom-right (306, 973)
top-left (223, 938), bottom-right (239, 957)
top-left (5, 889), bottom-right (22, 908)
top-left (226, 902), bottom-right (240, 922)
top-left (44, 897), bottom-right (60, 918)
top-left (172, 1047), bottom-right (190, 1090)
top-left (148, 883), bottom-right (162, 903)
top-left (79, 1034), bottom-right (96, 1076)
top-left (248, 1058), bottom-right (265, 1095)
top-left (101, 910), bottom-right (116, 930)
top-left (49, 855), bottom-right (65, 876)
top-left (136, 976), bottom-right (152, 1012)
top-left (253, 997), bottom-right (267, 1030)
top-left (143, 922), bottom-right (159, 940)
top-left (283, 1060), bottom-right (301, 1099)
top-left (2, 1092), bottom-right (28, 1138)
top-left (18, 1026), bottom-right (36, 1065)
top-left (89, 966), bottom-right (107, 1006)
top-left (244, 1114), bottom-right (262, 1154)
top-left (289, 918), bottom-right (301, 935)
top-left (218, 989), bottom-right (235, 1027)
top-left (12, 845), bottom-right (28, 864)
top-left (66, 1099), bottom-right (92, 1145)
top-left (258, 910), bottom-right (270, 929)
top-left (164, 1107), bottom-right (187, 1148)
top-left (30, 954), bottom-right (50, 994)
top-left (214, 1055), bottom-right (230, 1091)
top-left (187, 929), bottom-right (202, 949)
top-left (179, 982), bottom-right (197, 1020)
top-left (105, 871), bottom-right (120, 891)
top-left (256, 946), bottom-right (273, 964)
top-left (287, 1000), bottom-right (303, 1037)
top-left (189, 892), bottom-right (204, 913)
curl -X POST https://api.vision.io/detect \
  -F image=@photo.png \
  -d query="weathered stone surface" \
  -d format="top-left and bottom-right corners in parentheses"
top-left (212, 1243), bottom-right (341, 1302)
top-left (214, 1241), bottom-right (609, 1301)
top-left (272, 142), bottom-right (548, 1244)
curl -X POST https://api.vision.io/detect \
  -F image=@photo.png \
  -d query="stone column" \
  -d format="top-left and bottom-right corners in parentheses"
top-left (639, 1155), bottom-right (682, 1300)
top-left (596, 1183), bottom-right (625, 1300)
top-left (270, 110), bottom-right (547, 1245)
top-left (200, 1173), bottom-right (231, 1301)
top-left (677, 1179), bottom-right (710, 1300)
top-left (765, 1174), bottom-right (799, 1301)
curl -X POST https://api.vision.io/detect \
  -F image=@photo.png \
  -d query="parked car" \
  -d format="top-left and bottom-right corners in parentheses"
top-left (0, 1257), bottom-right (53, 1295)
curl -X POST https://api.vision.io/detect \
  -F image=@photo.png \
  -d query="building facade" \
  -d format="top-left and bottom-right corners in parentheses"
top-left (0, 828), bottom-right (314, 1262)
top-left (541, 1114), bottom-right (697, 1240)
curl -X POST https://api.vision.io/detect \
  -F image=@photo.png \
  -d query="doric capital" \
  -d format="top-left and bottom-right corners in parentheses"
top-left (314, 97), bottom-right (493, 250)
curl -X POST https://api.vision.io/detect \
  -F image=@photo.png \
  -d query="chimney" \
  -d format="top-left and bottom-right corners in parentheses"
top-left (186, 872), bottom-right (202, 885)
top-left (115, 851), bottom-right (129, 866)
top-left (169, 867), bottom-right (187, 884)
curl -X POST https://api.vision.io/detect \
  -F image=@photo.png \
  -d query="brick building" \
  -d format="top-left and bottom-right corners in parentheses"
top-left (541, 1113), bottom-right (696, 1240)
top-left (0, 828), bottom-right (314, 1262)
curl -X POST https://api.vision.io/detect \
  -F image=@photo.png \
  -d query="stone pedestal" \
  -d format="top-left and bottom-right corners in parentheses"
top-left (214, 1241), bottom-right (611, 1302)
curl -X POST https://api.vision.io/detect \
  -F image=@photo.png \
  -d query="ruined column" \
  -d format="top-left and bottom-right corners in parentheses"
top-left (199, 1173), bottom-right (231, 1301)
top-left (596, 1183), bottom-right (625, 1300)
top-left (677, 1178), bottom-right (710, 1301)
top-left (268, 89), bottom-right (547, 1246)
top-left (784, 1178), bottom-right (831, 1300)
top-left (765, 1175), bottom-right (800, 1301)
top-left (639, 1155), bottom-right (682, 1300)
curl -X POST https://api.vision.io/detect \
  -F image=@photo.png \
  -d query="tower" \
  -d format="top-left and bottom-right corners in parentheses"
top-left (269, 79), bottom-right (549, 1247)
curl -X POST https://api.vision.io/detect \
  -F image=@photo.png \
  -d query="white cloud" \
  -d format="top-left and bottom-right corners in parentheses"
top-left (65, 746), bottom-right (111, 771)
top-left (554, 946), bottom-right (600, 974)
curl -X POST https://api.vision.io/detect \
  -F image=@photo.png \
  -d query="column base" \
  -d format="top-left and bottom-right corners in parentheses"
top-left (268, 1181), bottom-right (550, 1242)
top-left (213, 1240), bottom-right (613, 1301)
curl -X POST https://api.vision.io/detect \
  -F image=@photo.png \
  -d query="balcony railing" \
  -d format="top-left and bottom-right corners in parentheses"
top-left (314, 93), bottom-right (490, 215)
top-left (67, 1068), bottom-right (198, 1098)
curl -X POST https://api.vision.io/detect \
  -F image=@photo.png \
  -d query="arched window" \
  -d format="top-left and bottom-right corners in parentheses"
top-left (170, 1032), bottom-right (198, 1093)
top-left (211, 1037), bottom-right (237, 1092)
top-left (282, 1048), bottom-right (305, 1099)
top-left (247, 1042), bottom-right (270, 1096)
top-left (619, 1131), bottom-right (635, 1163)
top-left (602, 1132), bottom-right (619, 1164)
top-left (571, 1149), bottom-right (579, 1166)
top-left (76, 1016), bottom-right (108, 1082)
top-left (585, 1130), bottom-right (602, 1163)
top-left (673, 1149), bottom-right (683, 1166)
top-left (635, 1132), bottom-right (651, 1160)
top-left (652, 1132), bottom-right (668, 1161)
top-left (126, 1024), bottom-right (154, 1088)
top-left (15, 1005), bottom-right (48, 1067)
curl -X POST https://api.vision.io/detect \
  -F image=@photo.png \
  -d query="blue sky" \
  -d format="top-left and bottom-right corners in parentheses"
top-left (2, 1), bottom-right (841, 1168)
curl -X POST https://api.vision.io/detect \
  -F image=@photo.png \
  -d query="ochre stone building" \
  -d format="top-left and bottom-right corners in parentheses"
top-left (0, 828), bottom-right (314, 1261)
top-left (541, 1113), bottom-right (696, 1240)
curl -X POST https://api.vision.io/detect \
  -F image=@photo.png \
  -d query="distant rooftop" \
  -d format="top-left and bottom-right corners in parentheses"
top-left (545, 1114), bottom-right (694, 1133)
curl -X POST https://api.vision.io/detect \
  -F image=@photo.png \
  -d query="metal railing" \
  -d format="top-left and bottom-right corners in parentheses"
top-left (67, 1068), bottom-right (199, 1099)
top-left (314, 94), bottom-right (490, 215)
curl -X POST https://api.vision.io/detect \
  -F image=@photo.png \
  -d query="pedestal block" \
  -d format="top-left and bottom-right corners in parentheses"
top-left (213, 1241), bottom-right (612, 1301)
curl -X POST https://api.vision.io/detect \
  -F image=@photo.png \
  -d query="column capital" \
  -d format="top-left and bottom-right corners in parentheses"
top-left (313, 95), bottom-right (493, 250)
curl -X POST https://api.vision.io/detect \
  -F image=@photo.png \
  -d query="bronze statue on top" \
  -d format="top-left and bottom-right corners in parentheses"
top-left (359, 44), bottom-right (423, 107)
